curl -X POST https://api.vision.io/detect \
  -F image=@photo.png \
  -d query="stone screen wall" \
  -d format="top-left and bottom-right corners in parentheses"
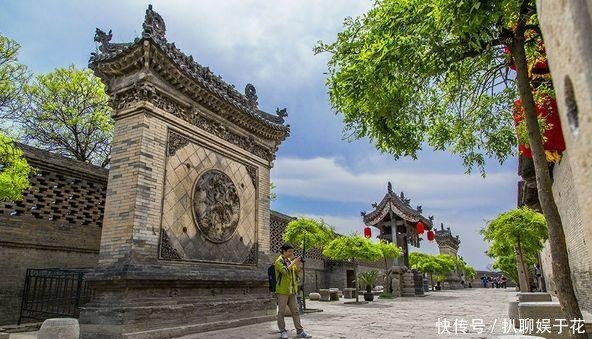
top-left (0, 145), bottom-right (106, 325)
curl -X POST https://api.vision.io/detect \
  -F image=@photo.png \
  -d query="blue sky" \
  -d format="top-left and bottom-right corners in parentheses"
top-left (1, 0), bottom-right (520, 270)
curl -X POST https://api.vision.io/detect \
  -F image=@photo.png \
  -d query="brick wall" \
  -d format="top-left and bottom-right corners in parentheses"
top-left (0, 145), bottom-right (106, 325)
top-left (538, 0), bottom-right (592, 318)
top-left (542, 152), bottom-right (592, 315)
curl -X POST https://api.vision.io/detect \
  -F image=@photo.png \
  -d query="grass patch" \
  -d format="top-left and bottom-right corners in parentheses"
top-left (379, 292), bottom-right (394, 299)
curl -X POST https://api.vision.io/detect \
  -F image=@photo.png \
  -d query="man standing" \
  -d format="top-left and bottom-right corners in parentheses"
top-left (275, 244), bottom-right (312, 339)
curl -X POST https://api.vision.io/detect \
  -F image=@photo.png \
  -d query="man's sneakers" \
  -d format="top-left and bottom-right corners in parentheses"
top-left (296, 330), bottom-right (312, 338)
top-left (279, 329), bottom-right (313, 338)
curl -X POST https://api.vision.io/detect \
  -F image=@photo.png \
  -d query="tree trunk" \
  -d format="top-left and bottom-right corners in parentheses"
top-left (302, 237), bottom-right (307, 310)
top-left (384, 257), bottom-right (391, 294)
top-left (511, 31), bottom-right (587, 338)
top-left (430, 273), bottom-right (434, 291)
top-left (354, 261), bottom-right (359, 303)
top-left (515, 240), bottom-right (530, 292)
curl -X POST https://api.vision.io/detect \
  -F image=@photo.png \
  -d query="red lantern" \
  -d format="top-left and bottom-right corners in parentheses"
top-left (512, 95), bottom-right (566, 162)
top-left (364, 226), bottom-right (372, 239)
top-left (427, 230), bottom-right (435, 242)
top-left (416, 221), bottom-right (425, 235)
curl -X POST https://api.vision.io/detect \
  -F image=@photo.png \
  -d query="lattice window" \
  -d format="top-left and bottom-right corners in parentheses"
top-left (0, 169), bottom-right (106, 227)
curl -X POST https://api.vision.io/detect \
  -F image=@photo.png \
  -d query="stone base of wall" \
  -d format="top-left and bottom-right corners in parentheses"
top-left (79, 265), bottom-right (275, 339)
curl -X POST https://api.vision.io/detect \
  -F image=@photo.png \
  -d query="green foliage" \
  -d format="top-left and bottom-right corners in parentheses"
top-left (378, 292), bottom-right (394, 299)
top-left (482, 206), bottom-right (547, 259)
top-left (409, 252), bottom-right (457, 276)
top-left (323, 235), bottom-right (382, 263)
top-left (0, 34), bottom-right (29, 120)
top-left (315, 0), bottom-right (542, 174)
top-left (377, 240), bottom-right (403, 260)
top-left (464, 265), bottom-right (477, 280)
top-left (358, 270), bottom-right (380, 291)
top-left (0, 134), bottom-right (32, 201)
top-left (481, 207), bottom-right (547, 283)
top-left (16, 65), bottom-right (113, 167)
top-left (283, 217), bottom-right (335, 251)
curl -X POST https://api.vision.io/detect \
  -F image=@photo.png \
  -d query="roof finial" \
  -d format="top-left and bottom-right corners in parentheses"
top-left (440, 222), bottom-right (444, 230)
top-left (245, 84), bottom-right (258, 107)
top-left (143, 4), bottom-right (167, 41)
top-left (387, 181), bottom-right (393, 193)
top-left (417, 205), bottom-right (422, 213)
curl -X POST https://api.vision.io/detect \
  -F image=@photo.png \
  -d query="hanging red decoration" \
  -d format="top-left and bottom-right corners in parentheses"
top-left (364, 226), bottom-right (372, 239)
top-left (512, 95), bottom-right (566, 163)
top-left (415, 221), bottom-right (425, 235)
top-left (504, 46), bottom-right (516, 70)
top-left (426, 230), bottom-right (435, 242)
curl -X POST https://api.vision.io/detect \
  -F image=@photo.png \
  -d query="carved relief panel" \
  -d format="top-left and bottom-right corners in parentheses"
top-left (160, 129), bottom-right (258, 265)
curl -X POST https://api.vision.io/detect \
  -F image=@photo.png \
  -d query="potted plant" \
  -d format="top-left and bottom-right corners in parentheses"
top-left (358, 270), bottom-right (379, 301)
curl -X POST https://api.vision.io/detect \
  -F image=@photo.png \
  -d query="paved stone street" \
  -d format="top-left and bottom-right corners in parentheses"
top-left (177, 288), bottom-right (515, 339)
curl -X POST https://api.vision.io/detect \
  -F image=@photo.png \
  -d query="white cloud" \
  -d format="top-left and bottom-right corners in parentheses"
top-left (272, 156), bottom-right (519, 210)
top-left (154, 0), bottom-right (373, 88)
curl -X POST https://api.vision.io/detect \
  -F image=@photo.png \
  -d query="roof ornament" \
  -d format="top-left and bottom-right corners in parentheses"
top-left (245, 84), bottom-right (258, 107)
top-left (142, 4), bottom-right (167, 41)
top-left (371, 202), bottom-right (378, 208)
top-left (429, 216), bottom-right (434, 222)
top-left (440, 222), bottom-right (445, 230)
top-left (400, 192), bottom-right (410, 205)
top-left (417, 205), bottom-right (422, 213)
top-left (387, 182), bottom-right (393, 194)
top-left (94, 28), bottom-right (131, 54)
top-left (360, 211), bottom-right (366, 216)
top-left (276, 108), bottom-right (288, 118)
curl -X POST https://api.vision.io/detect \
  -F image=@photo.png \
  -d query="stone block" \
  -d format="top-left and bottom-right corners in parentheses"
top-left (318, 289), bottom-right (330, 302)
top-left (508, 301), bottom-right (519, 326)
top-left (0, 333), bottom-right (8, 339)
top-left (330, 291), bottom-right (339, 301)
top-left (517, 292), bottom-right (552, 302)
top-left (38, 318), bottom-right (80, 339)
top-left (343, 288), bottom-right (356, 299)
top-left (518, 302), bottom-right (571, 339)
top-left (308, 293), bottom-right (320, 301)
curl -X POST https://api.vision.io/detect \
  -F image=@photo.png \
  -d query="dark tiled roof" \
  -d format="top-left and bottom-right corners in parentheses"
top-left (17, 143), bottom-right (108, 183)
top-left (90, 5), bottom-right (289, 134)
top-left (363, 182), bottom-right (433, 228)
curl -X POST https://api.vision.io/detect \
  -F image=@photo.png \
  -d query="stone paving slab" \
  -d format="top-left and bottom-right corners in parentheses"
top-left (176, 288), bottom-right (517, 339)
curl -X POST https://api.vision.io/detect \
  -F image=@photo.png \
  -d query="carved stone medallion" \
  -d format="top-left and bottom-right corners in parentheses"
top-left (192, 169), bottom-right (241, 243)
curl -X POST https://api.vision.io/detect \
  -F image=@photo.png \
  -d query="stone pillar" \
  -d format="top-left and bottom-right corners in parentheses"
top-left (79, 6), bottom-right (289, 339)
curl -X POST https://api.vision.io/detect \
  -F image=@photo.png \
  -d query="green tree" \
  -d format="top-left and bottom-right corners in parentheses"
top-left (316, 1), bottom-right (585, 331)
top-left (283, 217), bottom-right (334, 309)
top-left (13, 66), bottom-right (113, 167)
top-left (491, 253), bottom-right (520, 285)
top-left (376, 240), bottom-right (403, 293)
top-left (409, 252), bottom-right (438, 290)
top-left (323, 235), bottom-right (382, 302)
top-left (409, 253), bottom-right (457, 290)
top-left (0, 34), bottom-right (28, 121)
top-left (0, 135), bottom-right (32, 201)
top-left (0, 34), bottom-right (32, 200)
top-left (482, 206), bottom-right (547, 292)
